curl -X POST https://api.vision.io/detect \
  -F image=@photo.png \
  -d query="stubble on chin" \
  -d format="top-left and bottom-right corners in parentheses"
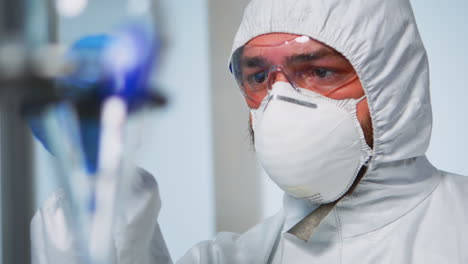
top-left (248, 116), bottom-right (255, 150)
top-left (361, 116), bottom-right (374, 149)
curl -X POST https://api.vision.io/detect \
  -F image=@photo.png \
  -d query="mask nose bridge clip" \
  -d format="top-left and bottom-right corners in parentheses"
top-left (262, 92), bottom-right (318, 112)
top-left (271, 94), bottom-right (318, 109)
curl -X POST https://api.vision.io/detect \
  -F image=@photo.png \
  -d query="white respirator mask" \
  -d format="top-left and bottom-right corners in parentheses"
top-left (251, 82), bottom-right (373, 204)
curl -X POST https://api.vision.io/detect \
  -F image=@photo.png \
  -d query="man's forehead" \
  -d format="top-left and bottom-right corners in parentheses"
top-left (241, 33), bottom-right (343, 65)
top-left (247, 33), bottom-right (330, 49)
top-left (247, 33), bottom-right (300, 45)
top-left (245, 33), bottom-right (339, 56)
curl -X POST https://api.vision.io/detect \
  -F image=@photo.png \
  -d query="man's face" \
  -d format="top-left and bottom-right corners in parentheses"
top-left (245, 33), bottom-right (373, 148)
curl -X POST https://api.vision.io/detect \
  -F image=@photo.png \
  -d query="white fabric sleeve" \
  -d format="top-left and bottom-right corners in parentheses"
top-left (30, 168), bottom-right (173, 264)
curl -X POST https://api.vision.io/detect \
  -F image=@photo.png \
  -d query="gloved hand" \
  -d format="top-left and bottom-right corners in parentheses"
top-left (30, 167), bottom-right (173, 264)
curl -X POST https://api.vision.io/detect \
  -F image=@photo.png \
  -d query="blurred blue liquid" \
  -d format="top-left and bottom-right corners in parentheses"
top-left (29, 24), bottom-right (161, 174)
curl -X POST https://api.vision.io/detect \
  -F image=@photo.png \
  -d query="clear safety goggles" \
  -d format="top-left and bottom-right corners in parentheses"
top-left (230, 35), bottom-right (359, 109)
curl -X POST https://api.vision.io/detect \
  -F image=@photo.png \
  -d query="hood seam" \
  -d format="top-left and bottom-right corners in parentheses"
top-left (334, 208), bottom-right (344, 264)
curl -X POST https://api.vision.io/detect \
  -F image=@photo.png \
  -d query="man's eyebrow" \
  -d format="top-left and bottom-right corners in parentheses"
top-left (286, 49), bottom-right (339, 64)
top-left (241, 56), bottom-right (268, 68)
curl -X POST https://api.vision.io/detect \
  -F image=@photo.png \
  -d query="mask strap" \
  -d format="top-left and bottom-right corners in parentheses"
top-left (356, 95), bottom-right (367, 103)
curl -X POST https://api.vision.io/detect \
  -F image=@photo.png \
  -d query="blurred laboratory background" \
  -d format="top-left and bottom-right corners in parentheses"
top-left (0, 0), bottom-right (467, 262)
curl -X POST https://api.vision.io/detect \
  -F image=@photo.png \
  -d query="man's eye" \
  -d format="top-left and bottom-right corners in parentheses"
top-left (301, 67), bottom-right (335, 79)
top-left (314, 68), bottom-right (334, 78)
top-left (295, 66), bottom-right (339, 82)
top-left (248, 70), bottom-right (268, 84)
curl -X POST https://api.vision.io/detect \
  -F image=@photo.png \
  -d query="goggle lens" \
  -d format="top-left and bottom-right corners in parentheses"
top-left (231, 36), bottom-right (359, 109)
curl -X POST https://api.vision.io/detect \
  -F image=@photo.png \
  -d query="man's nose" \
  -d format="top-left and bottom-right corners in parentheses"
top-left (268, 70), bottom-right (289, 89)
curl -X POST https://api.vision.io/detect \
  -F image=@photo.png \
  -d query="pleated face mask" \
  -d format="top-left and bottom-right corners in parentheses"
top-left (251, 82), bottom-right (373, 204)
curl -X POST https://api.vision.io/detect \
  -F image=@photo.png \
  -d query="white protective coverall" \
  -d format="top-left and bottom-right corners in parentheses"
top-left (31, 0), bottom-right (468, 263)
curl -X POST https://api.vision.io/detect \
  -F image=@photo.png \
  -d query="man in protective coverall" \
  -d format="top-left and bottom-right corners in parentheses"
top-left (31, 0), bottom-right (468, 263)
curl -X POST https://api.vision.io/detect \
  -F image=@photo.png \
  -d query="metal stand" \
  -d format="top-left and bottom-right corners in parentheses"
top-left (0, 0), bottom-right (56, 262)
top-left (0, 94), bottom-right (34, 264)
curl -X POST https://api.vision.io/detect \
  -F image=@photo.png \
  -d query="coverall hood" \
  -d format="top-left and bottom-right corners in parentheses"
top-left (232, 0), bottom-right (432, 163)
top-left (231, 0), bottom-right (440, 237)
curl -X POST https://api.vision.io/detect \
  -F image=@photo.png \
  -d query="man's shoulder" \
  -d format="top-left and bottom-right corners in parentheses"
top-left (179, 211), bottom-right (285, 263)
top-left (440, 170), bottom-right (468, 187)
top-left (436, 170), bottom-right (468, 199)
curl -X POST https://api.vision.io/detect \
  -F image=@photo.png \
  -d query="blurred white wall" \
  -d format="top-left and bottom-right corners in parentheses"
top-left (134, 0), bottom-right (214, 260)
top-left (412, 0), bottom-right (468, 176)
top-left (208, 0), bottom-right (262, 233)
